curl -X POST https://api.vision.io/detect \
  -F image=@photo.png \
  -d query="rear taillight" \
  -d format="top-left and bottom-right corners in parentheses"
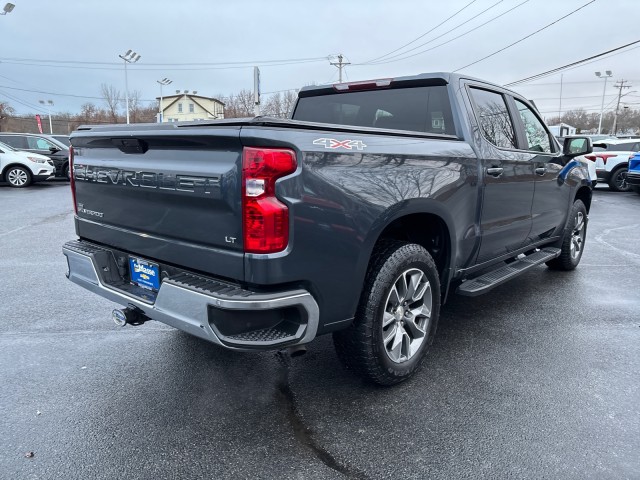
top-left (584, 155), bottom-right (596, 161)
top-left (242, 147), bottom-right (297, 253)
top-left (597, 153), bottom-right (618, 165)
top-left (69, 146), bottom-right (77, 214)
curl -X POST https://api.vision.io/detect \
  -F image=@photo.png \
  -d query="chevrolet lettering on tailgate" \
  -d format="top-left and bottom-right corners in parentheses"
top-left (73, 164), bottom-right (221, 195)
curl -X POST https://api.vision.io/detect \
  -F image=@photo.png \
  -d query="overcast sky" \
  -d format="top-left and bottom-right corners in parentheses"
top-left (1, 0), bottom-right (639, 120)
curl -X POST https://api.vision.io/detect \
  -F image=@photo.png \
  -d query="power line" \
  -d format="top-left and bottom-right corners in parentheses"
top-left (357, 0), bottom-right (529, 66)
top-left (454, 0), bottom-right (596, 72)
top-left (505, 39), bottom-right (640, 87)
top-left (513, 79), bottom-right (640, 87)
top-left (0, 55), bottom-right (329, 66)
top-left (0, 89), bottom-right (47, 113)
top-left (362, 0), bottom-right (479, 64)
top-left (0, 58), bottom-right (327, 72)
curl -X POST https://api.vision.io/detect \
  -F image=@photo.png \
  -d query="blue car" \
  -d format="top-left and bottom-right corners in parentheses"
top-left (628, 152), bottom-right (640, 195)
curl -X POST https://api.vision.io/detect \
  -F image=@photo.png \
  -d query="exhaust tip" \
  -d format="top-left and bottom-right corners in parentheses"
top-left (112, 309), bottom-right (129, 327)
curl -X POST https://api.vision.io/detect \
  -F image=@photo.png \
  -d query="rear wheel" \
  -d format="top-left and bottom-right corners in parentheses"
top-left (333, 241), bottom-right (440, 386)
top-left (63, 163), bottom-right (70, 180)
top-left (546, 199), bottom-right (587, 271)
top-left (608, 166), bottom-right (631, 192)
top-left (5, 166), bottom-right (32, 188)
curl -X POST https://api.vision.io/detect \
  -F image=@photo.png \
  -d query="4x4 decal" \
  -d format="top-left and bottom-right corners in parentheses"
top-left (313, 138), bottom-right (367, 151)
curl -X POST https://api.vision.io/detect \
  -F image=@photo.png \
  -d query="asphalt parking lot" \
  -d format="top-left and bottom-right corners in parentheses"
top-left (1, 180), bottom-right (638, 479)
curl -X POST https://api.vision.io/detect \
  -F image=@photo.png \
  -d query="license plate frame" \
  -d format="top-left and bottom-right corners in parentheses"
top-left (129, 257), bottom-right (160, 291)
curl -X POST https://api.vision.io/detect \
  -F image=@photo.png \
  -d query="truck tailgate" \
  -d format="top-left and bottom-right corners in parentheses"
top-left (71, 126), bottom-right (244, 280)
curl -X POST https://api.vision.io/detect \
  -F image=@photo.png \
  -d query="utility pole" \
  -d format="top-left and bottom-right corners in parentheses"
top-left (611, 80), bottom-right (631, 135)
top-left (558, 73), bottom-right (563, 123)
top-left (330, 54), bottom-right (350, 83)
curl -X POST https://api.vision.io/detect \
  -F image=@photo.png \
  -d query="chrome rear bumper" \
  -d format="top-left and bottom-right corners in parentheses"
top-left (62, 240), bottom-right (319, 350)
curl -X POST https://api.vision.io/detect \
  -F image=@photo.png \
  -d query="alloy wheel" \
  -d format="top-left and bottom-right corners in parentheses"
top-left (7, 168), bottom-right (28, 186)
top-left (382, 268), bottom-right (432, 363)
top-left (614, 170), bottom-right (629, 191)
top-left (570, 211), bottom-right (586, 259)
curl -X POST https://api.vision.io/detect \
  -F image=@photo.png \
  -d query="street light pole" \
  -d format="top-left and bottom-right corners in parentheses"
top-left (595, 70), bottom-right (612, 135)
top-left (156, 78), bottom-right (172, 123)
top-left (118, 50), bottom-right (141, 124)
top-left (39, 99), bottom-right (54, 133)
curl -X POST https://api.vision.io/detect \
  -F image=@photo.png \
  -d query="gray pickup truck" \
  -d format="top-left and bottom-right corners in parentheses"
top-left (63, 73), bottom-right (593, 385)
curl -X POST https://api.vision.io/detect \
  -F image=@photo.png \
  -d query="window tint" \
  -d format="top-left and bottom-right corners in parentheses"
top-left (293, 86), bottom-right (455, 135)
top-left (0, 135), bottom-right (27, 149)
top-left (52, 136), bottom-right (71, 147)
top-left (599, 142), bottom-right (636, 152)
top-left (514, 99), bottom-right (552, 153)
top-left (618, 142), bottom-right (638, 151)
top-left (469, 88), bottom-right (516, 149)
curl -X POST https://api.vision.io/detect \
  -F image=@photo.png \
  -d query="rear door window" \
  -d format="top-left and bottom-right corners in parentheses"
top-left (469, 87), bottom-right (517, 149)
top-left (293, 85), bottom-right (456, 135)
top-left (0, 135), bottom-right (27, 149)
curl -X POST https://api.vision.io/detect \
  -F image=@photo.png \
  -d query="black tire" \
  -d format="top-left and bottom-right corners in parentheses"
top-left (608, 166), bottom-right (631, 192)
top-left (5, 166), bottom-right (32, 188)
top-left (333, 240), bottom-right (440, 386)
top-left (63, 163), bottom-right (70, 180)
top-left (546, 199), bottom-right (587, 271)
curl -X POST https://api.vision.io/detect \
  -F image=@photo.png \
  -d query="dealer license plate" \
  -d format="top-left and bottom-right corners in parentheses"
top-left (129, 257), bottom-right (160, 291)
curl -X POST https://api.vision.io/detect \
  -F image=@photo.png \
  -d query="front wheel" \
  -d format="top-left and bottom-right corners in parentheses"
top-left (5, 166), bottom-right (32, 188)
top-left (608, 166), bottom-right (631, 192)
top-left (333, 241), bottom-right (440, 386)
top-left (546, 199), bottom-right (587, 271)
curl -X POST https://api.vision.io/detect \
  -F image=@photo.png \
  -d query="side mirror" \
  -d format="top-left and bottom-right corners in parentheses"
top-left (49, 146), bottom-right (60, 154)
top-left (562, 136), bottom-right (592, 158)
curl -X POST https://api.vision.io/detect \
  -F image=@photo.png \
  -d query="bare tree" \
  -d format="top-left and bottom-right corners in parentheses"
top-left (0, 101), bottom-right (15, 131)
top-left (128, 90), bottom-right (142, 123)
top-left (223, 89), bottom-right (255, 118)
top-left (100, 83), bottom-right (121, 123)
top-left (282, 90), bottom-right (298, 117)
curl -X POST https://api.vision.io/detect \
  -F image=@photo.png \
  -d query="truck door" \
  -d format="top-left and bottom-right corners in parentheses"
top-left (468, 87), bottom-right (536, 263)
top-left (510, 97), bottom-right (570, 243)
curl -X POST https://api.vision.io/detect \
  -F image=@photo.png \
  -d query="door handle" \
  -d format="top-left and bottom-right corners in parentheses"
top-left (486, 167), bottom-right (503, 177)
top-left (535, 167), bottom-right (546, 175)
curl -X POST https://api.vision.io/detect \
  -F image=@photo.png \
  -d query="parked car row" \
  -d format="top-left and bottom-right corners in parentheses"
top-left (0, 133), bottom-right (70, 187)
top-left (0, 141), bottom-right (55, 187)
top-left (581, 139), bottom-right (640, 192)
top-left (554, 134), bottom-right (640, 192)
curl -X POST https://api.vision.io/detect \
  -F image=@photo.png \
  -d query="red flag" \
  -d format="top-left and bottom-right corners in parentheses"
top-left (35, 114), bottom-right (43, 134)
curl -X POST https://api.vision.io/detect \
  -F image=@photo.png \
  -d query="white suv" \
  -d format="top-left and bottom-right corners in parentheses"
top-left (582, 139), bottom-right (640, 192)
top-left (0, 141), bottom-right (55, 188)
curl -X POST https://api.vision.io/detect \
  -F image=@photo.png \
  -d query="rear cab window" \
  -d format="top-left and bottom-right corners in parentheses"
top-left (293, 85), bottom-right (456, 135)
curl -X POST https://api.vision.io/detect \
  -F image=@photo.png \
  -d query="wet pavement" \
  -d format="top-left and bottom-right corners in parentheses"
top-left (1, 181), bottom-right (638, 479)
